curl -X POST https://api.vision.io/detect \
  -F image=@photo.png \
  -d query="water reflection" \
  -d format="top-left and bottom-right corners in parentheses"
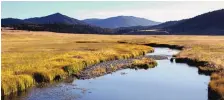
top-left (4, 47), bottom-right (210, 100)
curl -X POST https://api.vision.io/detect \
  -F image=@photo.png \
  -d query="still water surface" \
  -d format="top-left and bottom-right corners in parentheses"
top-left (6, 47), bottom-right (210, 100)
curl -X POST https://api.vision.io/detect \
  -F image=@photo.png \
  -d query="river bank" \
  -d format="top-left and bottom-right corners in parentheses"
top-left (3, 47), bottom-right (210, 100)
top-left (144, 43), bottom-right (224, 100)
top-left (2, 30), bottom-right (224, 99)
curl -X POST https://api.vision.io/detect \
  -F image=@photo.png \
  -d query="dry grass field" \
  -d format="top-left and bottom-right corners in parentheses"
top-left (2, 29), bottom-right (224, 99)
top-left (1, 30), bottom-right (154, 96)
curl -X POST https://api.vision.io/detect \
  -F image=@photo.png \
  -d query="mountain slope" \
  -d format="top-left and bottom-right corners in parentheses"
top-left (1, 13), bottom-right (113, 34)
top-left (114, 9), bottom-right (224, 35)
top-left (166, 9), bottom-right (224, 35)
top-left (113, 20), bottom-right (182, 34)
top-left (24, 13), bottom-right (85, 25)
top-left (83, 16), bottom-right (161, 28)
top-left (2, 9), bottom-right (224, 35)
top-left (2, 13), bottom-right (86, 26)
top-left (82, 18), bottom-right (102, 24)
top-left (148, 20), bottom-right (183, 29)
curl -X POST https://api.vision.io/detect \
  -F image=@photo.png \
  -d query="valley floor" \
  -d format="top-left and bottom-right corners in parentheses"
top-left (1, 29), bottom-right (224, 99)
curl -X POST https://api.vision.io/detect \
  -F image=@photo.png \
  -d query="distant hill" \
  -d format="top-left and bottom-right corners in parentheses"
top-left (1, 13), bottom-right (113, 34)
top-left (114, 9), bottom-right (224, 35)
top-left (83, 16), bottom-right (161, 28)
top-left (24, 13), bottom-right (85, 25)
top-left (82, 18), bottom-right (102, 24)
top-left (2, 9), bottom-right (224, 35)
top-left (113, 20), bottom-right (181, 34)
top-left (148, 20), bottom-right (182, 29)
top-left (1, 13), bottom-right (114, 34)
top-left (166, 9), bottom-right (224, 35)
top-left (2, 13), bottom-right (85, 26)
top-left (114, 21), bottom-right (181, 33)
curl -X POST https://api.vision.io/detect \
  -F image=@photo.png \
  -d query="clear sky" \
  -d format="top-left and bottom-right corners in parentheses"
top-left (1, 1), bottom-right (224, 22)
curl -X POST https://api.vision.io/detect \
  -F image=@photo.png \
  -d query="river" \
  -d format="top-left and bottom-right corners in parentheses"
top-left (4, 47), bottom-right (210, 100)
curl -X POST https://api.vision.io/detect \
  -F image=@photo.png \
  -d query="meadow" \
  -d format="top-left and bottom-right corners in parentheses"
top-left (1, 29), bottom-right (154, 96)
top-left (2, 29), bottom-right (224, 99)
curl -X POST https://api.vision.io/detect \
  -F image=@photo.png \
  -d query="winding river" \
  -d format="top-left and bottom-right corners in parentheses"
top-left (4, 47), bottom-right (210, 100)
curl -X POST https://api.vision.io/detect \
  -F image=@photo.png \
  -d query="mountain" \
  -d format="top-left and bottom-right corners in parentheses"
top-left (83, 16), bottom-right (161, 28)
top-left (117, 9), bottom-right (224, 35)
top-left (2, 13), bottom-right (85, 26)
top-left (166, 9), bottom-right (224, 35)
top-left (82, 18), bottom-right (102, 24)
top-left (1, 13), bottom-right (113, 34)
top-left (2, 9), bottom-right (224, 35)
top-left (148, 20), bottom-right (182, 29)
top-left (112, 20), bottom-right (182, 34)
top-left (24, 13), bottom-right (85, 25)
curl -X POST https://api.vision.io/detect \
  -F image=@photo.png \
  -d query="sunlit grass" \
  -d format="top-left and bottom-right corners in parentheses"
top-left (132, 57), bottom-right (157, 69)
top-left (1, 30), bottom-right (154, 95)
top-left (210, 72), bottom-right (224, 98)
top-left (2, 29), bottom-right (224, 98)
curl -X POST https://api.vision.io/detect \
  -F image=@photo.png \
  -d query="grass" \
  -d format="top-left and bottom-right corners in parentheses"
top-left (116, 35), bottom-right (224, 99)
top-left (117, 35), bottom-right (224, 99)
top-left (210, 72), bottom-right (224, 99)
top-left (1, 30), bottom-right (153, 95)
top-left (2, 29), bottom-right (224, 99)
top-left (132, 57), bottom-right (157, 69)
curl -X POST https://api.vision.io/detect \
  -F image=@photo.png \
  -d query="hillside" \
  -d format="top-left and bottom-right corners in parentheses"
top-left (83, 16), bottom-right (161, 28)
top-left (1, 13), bottom-right (113, 34)
top-left (2, 13), bottom-right (85, 26)
top-left (166, 9), bottom-right (224, 35)
top-left (82, 18), bottom-right (101, 24)
top-left (148, 20), bottom-right (182, 29)
top-left (2, 9), bottom-right (224, 35)
top-left (114, 9), bottom-right (224, 35)
top-left (24, 13), bottom-right (85, 25)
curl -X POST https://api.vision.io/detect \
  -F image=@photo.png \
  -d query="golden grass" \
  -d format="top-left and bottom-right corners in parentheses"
top-left (210, 72), bottom-right (224, 98)
top-left (1, 30), bottom-right (153, 95)
top-left (2, 29), bottom-right (224, 98)
top-left (115, 35), bottom-right (224, 99)
top-left (132, 57), bottom-right (157, 69)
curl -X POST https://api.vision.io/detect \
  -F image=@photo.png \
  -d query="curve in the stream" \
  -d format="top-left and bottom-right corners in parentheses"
top-left (3, 47), bottom-right (210, 100)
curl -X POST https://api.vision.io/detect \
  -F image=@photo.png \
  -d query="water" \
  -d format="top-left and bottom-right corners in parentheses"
top-left (5, 47), bottom-right (210, 100)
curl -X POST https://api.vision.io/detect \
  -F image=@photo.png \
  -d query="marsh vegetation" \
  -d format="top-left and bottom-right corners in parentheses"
top-left (2, 47), bottom-right (210, 100)
top-left (2, 29), bottom-right (224, 99)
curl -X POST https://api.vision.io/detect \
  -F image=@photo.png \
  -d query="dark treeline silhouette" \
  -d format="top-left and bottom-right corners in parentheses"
top-left (114, 26), bottom-right (148, 34)
top-left (2, 23), bottom-right (114, 34)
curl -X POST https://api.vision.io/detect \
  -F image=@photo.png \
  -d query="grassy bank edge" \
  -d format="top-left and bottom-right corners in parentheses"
top-left (77, 57), bottom-right (158, 79)
top-left (1, 44), bottom-right (154, 97)
top-left (143, 43), bottom-right (224, 100)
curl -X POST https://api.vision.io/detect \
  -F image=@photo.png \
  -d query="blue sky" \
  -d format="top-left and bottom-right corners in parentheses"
top-left (2, 1), bottom-right (224, 22)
